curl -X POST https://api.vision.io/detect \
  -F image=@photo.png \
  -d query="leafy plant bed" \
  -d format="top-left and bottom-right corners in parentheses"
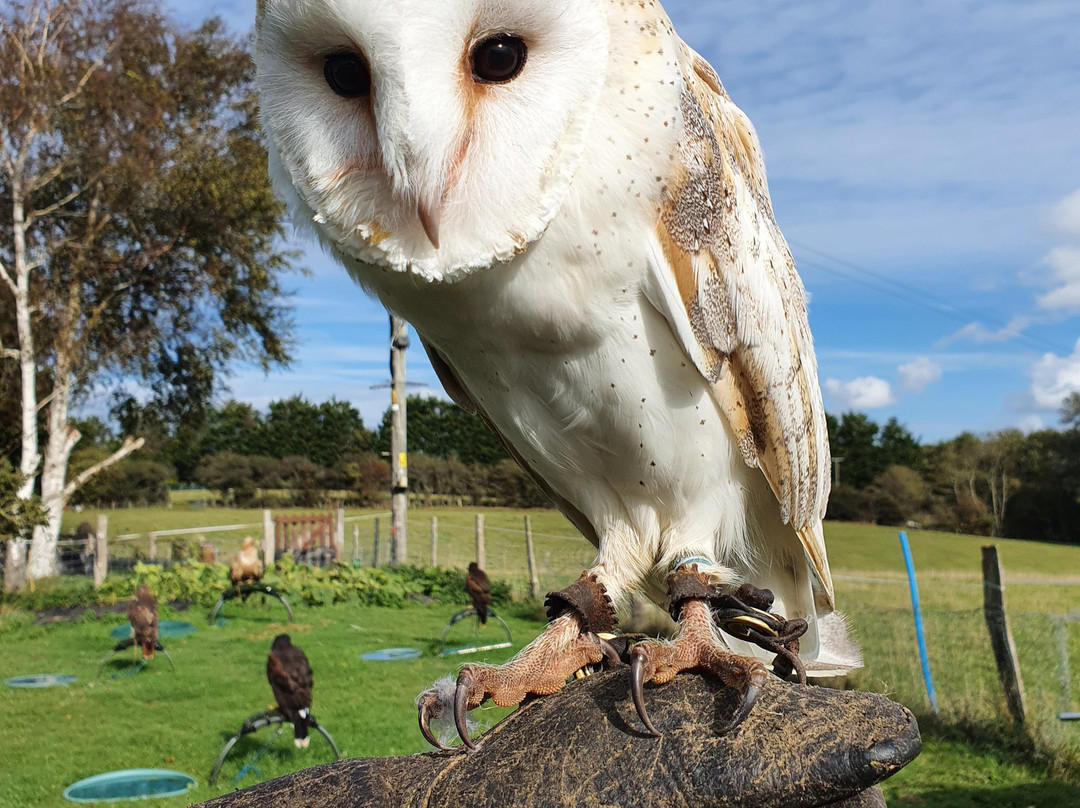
top-left (2, 559), bottom-right (511, 614)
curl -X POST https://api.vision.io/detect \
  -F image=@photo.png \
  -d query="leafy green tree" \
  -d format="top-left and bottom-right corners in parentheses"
top-left (828, 412), bottom-right (881, 489)
top-left (193, 451), bottom-right (256, 506)
top-left (870, 465), bottom-right (929, 526)
top-left (200, 400), bottom-right (263, 457)
top-left (278, 455), bottom-right (323, 507)
top-left (1002, 428), bottom-right (1080, 543)
top-left (69, 455), bottom-right (171, 507)
top-left (1060, 391), bottom-right (1080, 428)
top-left (878, 418), bottom-right (923, 472)
top-left (259, 396), bottom-right (371, 467)
top-left (376, 395), bottom-right (508, 465)
top-left (1, 0), bottom-right (296, 578)
top-left (1, 458), bottom-right (45, 538)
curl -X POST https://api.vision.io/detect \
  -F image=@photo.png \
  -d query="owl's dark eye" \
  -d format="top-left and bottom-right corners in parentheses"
top-left (471, 35), bottom-right (527, 84)
top-left (324, 52), bottom-right (371, 98)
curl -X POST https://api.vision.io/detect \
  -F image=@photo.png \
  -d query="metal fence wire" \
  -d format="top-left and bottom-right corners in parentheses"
top-left (9, 511), bottom-right (1080, 771)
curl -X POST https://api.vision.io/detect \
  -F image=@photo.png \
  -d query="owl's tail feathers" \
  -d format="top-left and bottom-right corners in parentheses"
top-left (801, 610), bottom-right (863, 678)
top-left (719, 571), bottom-right (862, 680)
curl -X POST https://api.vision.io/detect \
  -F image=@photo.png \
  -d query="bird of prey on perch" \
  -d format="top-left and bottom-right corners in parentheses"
top-left (127, 583), bottom-right (158, 661)
top-left (466, 563), bottom-right (491, 626)
top-left (230, 536), bottom-right (264, 590)
top-left (254, 0), bottom-right (862, 751)
top-left (267, 634), bottom-right (315, 748)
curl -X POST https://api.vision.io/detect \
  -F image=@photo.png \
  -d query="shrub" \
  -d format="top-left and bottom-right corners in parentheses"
top-left (1, 559), bottom-right (511, 612)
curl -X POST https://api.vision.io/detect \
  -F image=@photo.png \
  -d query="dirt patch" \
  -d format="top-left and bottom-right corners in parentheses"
top-left (34, 600), bottom-right (191, 625)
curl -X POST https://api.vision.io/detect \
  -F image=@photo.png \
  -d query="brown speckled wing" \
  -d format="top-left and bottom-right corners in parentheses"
top-left (649, 42), bottom-right (833, 602)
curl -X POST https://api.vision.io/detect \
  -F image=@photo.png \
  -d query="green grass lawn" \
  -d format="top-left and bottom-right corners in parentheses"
top-left (0, 599), bottom-right (540, 807)
top-left (18, 502), bottom-right (1077, 804)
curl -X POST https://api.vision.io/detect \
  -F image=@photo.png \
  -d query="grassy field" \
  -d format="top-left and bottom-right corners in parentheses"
top-left (7, 499), bottom-right (1073, 805)
top-left (0, 600), bottom-right (537, 807)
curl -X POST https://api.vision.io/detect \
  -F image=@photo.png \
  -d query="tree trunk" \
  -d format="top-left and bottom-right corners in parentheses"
top-left (987, 469), bottom-right (1002, 537)
top-left (10, 192), bottom-right (40, 500)
top-left (27, 363), bottom-right (79, 579)
top-left (4, 178), bottom-right (41, 587)
top-left (26, 360), bottom-right (145, 580)
top-left (4, 539), bottom-right (28, 593)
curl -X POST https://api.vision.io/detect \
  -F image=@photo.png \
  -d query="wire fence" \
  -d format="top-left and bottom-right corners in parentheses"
top-left (34, 508), bottom-right (1080, 772)
top-left (842, 599), bottom-right (1079, 774)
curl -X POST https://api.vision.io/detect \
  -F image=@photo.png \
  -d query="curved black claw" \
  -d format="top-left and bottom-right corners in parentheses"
top-left (728, 675), bottom-right (763, 731)
top-left (454, 669), bottom-right (478, 751)
top-left (630, 650), bottom-right (661, 737)
top-left (417, 692), bottom-right (455, 752)
top-left (599, 636), bottom-right (623, 668)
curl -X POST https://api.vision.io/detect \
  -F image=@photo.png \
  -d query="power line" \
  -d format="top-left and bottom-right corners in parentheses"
top-left (788, 239), bottom-right (1073, 356)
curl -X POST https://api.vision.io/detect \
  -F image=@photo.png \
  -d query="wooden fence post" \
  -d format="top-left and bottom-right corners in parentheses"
top-left (352, 525), bottom-right (360, 564)
top-left (524, 514), bottom-right (540, 600)
top-left (93, 514), bottom-right (109, 588)
top-left (430, 516), bottom-right (438, 567)
top-left (263, 509), bottom-right (275, 566)
top-left (982, 545), bottom-right (1027, 725)
top-left (335, 507), bottom-right (346, 560)
top-left (372, 518), bottom-right (380, 567)
top-left (147, 532), bottom-right (158, 560)
top-left (475, 513), bottom-right (485, 569)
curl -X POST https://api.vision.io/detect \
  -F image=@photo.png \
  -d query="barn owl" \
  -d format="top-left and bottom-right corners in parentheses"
top-left (255, 0), bottom-right (861, 749)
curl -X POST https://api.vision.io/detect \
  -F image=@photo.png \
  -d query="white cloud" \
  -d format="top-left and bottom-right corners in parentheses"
top-left (898, 357), bottom-right (942, 393)
top-left (1028, 338), bottom-right (1080, 410)
top-left (824, 376), bottom-right (897, 410)
top-left (936, 315), bottom-right (1031, 348)
top-left (1045, 189), bottom-right (1080, 238)
top-left (1037, 246), bottom-right (1080, 312)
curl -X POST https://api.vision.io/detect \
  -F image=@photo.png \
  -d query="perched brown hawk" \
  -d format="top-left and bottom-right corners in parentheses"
top-left (230, 536), bottom-right (264, 590)
top-left (127, 584), bottom-right (158, 660)
top-left (267, 634), bottom-right (314, 748)
top-left (466, 563), bottom-right (491, 626)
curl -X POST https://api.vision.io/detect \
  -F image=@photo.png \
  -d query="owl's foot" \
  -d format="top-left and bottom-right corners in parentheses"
top-left (629, 565), bottom-right (772, 737)
top-left (418, 571), bottom-right (619, 752)
top-left (712, 582), bottom-right (809, 684)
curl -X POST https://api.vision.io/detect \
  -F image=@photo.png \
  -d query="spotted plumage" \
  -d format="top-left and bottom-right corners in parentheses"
top-left (256, 0), bottom-right (860, 747)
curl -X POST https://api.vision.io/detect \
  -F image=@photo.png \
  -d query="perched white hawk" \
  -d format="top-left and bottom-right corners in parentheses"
top-left (254, 0), bottom-right (860, 749)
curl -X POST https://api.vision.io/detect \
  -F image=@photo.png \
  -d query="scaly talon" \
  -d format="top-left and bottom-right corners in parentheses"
top-left (599, 635), bottom-right (623, 668)
top-left (454, 668), bottom-right (479, 751)
top-left (627, 566), bottom-right (775, 738)
top-left (630, 649), bottom-right (660, 737)
top-left (417, 691), bottom-right (454, 751)
top-left (725, 668), bottom-right (769, 733)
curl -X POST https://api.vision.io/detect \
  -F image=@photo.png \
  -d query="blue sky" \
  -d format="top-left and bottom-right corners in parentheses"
top-left (160, 0), bottom-right (1080, 444)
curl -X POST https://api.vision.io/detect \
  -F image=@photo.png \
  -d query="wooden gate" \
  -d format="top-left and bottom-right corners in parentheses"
top-left (274, 513), bottom-right (334, 555)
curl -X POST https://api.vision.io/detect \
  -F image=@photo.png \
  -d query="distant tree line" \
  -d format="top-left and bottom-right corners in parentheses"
top-left (58, 393), bottom-right (545, 510)
top-left (827, 401), bottom-right (1080, 544)
top-left (45, 392), bottom-right (1080, 546)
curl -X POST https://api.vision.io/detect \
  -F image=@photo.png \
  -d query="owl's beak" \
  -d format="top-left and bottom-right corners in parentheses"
top-left (416, 195), bottom-right (441, 250)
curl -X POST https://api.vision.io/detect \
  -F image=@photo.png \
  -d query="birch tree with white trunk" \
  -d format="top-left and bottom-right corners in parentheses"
top-left (1, 0), bottom-right (295, 581)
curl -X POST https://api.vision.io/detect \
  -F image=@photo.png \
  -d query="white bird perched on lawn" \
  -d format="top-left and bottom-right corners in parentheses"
top-left (254, 0), bottom-right (860, 749)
